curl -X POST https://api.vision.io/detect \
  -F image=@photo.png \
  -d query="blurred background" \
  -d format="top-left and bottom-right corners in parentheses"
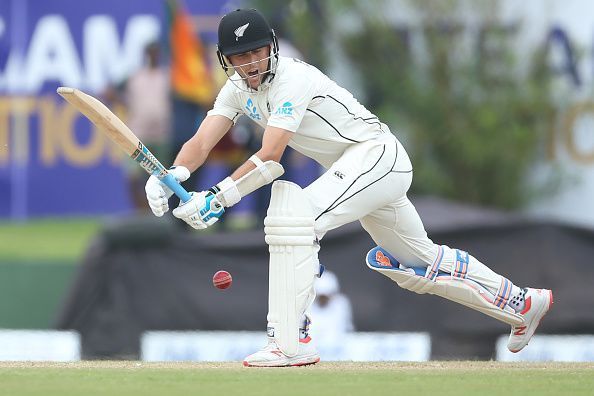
top-left (1, 0), bottom-right (594, 362)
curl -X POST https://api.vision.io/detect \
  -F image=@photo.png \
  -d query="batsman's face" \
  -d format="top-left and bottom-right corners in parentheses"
top-left (228, 46), bottom-right (271, 89)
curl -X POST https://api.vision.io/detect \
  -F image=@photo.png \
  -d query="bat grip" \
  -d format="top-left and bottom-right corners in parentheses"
top-left (161, 173), bottom-right (192, 202)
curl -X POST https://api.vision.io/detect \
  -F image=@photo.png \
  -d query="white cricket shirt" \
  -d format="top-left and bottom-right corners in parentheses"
top-left (208, 56), bottom-right (393, 168)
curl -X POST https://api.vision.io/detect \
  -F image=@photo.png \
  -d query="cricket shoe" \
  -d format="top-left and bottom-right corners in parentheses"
top-left (507, 288), bottom-right (554, 353)
top-left (243, 336), bottom-right (320, 367)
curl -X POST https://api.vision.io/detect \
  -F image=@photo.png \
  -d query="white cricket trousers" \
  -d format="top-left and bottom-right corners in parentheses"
top-left (303, 136), bottom-right (512, 295)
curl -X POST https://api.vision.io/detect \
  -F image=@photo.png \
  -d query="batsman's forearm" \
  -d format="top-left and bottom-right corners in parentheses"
top-left (229, 147), bottom-right (282, 181)
top-left (230, 159), bottom-right (257, 181)
top-left (173, 114), bottom-right (233, 172)
top-left (173, 138), bottom-right (210, 173)
top-left (213, 157), bottom-right (284, 207)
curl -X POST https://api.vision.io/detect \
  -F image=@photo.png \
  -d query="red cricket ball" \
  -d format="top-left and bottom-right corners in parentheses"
top-left (213, 270), bottom-right (232, 290)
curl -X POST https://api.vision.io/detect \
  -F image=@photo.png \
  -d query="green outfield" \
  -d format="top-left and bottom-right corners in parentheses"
top-left (0, 218), bottom-right (103, 263)
top-left (0, 218), bottom-right (104, 328)
top-left (0, 362), bottom-right (593, 396)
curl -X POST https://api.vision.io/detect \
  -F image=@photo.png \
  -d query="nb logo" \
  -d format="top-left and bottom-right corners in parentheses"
top-left (513, 326), bottom-right (527, 336)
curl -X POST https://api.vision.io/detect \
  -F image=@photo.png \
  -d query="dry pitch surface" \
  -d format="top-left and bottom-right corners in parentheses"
top-left (0, 361), bottom-right (593, 396)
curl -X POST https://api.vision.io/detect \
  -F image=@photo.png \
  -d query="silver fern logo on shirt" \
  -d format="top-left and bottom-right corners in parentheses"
top-left (245, 98), bottom-right (261, 120)
top-left (234, 23), bottom-right (249, 41)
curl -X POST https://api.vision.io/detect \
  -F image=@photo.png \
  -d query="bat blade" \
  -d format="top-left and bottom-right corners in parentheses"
top-left (57, 86), bottom-right (191, 202)
top-left (57, 86), bottom-right (140, 156)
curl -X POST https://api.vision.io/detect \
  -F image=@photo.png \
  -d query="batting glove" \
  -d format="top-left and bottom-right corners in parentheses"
top-left (145, 166), bottom-right (191, 217)
top-left (172, 191), bottom-right (225, 229)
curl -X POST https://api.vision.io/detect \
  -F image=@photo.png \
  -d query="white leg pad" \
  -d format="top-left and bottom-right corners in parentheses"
top-left (366, 246), bottom-right (525, 326)
top-left (265, 181), bottom-right (317, 357)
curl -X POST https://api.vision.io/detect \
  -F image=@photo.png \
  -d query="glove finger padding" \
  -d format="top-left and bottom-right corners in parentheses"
top-left (145, 176), bottom-right (169, 217)
top-left (172, 191), bottom-right (225, 229)
top-left (145, 166), bottom-right (191, 217)
top-left (172, 192), bottom-right (207, 229)
top-left (145, 181), bottom-right (169, 216)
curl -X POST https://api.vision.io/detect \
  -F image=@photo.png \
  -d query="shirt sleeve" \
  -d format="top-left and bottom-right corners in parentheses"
top-left (267, 73), bottom-right (317, 132)
top-left (206, 81), bottom-right (242, 124)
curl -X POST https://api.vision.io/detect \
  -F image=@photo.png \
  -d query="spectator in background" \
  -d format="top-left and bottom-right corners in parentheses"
top-left (166, 0), bottom-right (216, 204)
top-left (107, 41), bottom-right (171, 211)
top-left (170, 91), bottom-right (206, 194)
top-left (308, 271), bottom-right (355, 346)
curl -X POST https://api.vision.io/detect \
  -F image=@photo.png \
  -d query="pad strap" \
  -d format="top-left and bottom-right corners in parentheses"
top-left (425, 246), bottom-right (444, 281)
top-left (367, 246), bottom-right (525, 326)
top-left (452, 249), bottom-right (469, 279)
top-left (210, 177), bottom-right (241, 207)
top-left (249, 154), bottom-right (274, 183)
top-left (494, 277), bottom-right (513, 309)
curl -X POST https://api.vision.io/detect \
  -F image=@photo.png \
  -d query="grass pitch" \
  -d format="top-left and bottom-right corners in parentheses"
top-left (0, 361), bottom-right (593, 396)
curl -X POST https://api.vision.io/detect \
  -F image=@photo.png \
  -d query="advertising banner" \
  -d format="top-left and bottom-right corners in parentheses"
top-left (0, 0), bottom-right (227, 218)
top-left (141, 331), bottom-right (431, 362)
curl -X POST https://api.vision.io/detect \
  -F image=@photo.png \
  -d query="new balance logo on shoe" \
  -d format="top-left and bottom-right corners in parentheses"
top-left (513, 326), bottom-right (527, 336)
top-left (507, 288), bottom-right (553, 353)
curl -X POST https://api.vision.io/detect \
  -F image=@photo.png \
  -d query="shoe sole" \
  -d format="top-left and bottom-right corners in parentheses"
top-left (243, 356), bottom-right (320, 368)
top-left (509, 289), bottom-right (554, 353)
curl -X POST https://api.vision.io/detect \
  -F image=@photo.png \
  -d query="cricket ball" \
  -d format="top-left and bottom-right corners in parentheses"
top-left (213, 270), bottom-right (232, 290)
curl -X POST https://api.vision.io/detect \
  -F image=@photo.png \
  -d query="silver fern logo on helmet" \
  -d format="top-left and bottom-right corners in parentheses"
top-left (234, 23), bottom-right (249, 41)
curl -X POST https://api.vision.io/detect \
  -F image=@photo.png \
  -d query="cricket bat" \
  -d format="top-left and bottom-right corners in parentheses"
top-left (57, 86), bottom-right (192, 202)
top-left (57, 87), bottom-right (286, 209)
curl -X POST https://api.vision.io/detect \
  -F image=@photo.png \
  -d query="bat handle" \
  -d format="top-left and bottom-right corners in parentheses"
top-left (161, 173), bottom-right (192, 203)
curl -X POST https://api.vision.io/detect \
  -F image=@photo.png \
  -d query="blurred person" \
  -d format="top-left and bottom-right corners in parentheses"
top-left (167, 0), bottom-right (215, 201)
top-left (144, 9), bottom-right (553, 367)
top-left (205, 124), bottom-right (255, 230)
top-left (170, 94), bottom-right (205, 193)
top-left (109, 41), bottom-right (171, 211)
top-left (308, 271), bottom-right (354, 346)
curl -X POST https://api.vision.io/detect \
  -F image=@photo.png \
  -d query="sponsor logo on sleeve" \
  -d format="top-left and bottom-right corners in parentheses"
top-left (273, 101), bottom-right (293, 116)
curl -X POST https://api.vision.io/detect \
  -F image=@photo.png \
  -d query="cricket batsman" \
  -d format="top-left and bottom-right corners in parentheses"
top-left (145, 9), bottom-right (553, 367)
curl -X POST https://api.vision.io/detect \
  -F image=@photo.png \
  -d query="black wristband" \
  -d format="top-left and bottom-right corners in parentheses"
top-left (208, 185), bottom-right (220, 195)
